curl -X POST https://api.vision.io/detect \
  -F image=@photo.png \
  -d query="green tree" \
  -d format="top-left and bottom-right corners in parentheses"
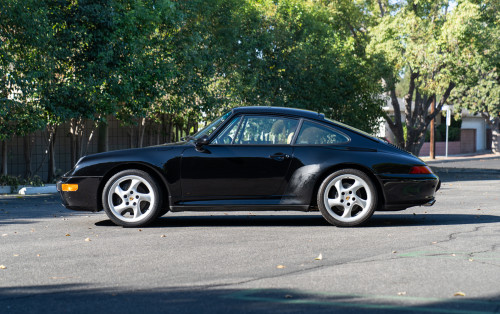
top-left (448, 0), bottom-right (499, 153)
top-left (0, 0), bottom-right (49, 175)
top-left (221, 0), bottom-right (384, 132)
top-left (368, 0), bottom-right (452, 154)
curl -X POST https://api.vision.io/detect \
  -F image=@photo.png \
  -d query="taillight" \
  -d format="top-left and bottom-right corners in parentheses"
top-left (409, 166), bottom-right (433, 174)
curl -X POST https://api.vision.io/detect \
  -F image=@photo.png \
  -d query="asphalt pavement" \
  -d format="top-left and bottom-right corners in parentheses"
top-left (1, 155), bottom-right (499, 313)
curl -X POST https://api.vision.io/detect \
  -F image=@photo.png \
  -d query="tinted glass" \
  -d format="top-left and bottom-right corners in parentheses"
top-left (234, 116), bottom-right (299, 145)
top-left (295, 121), bottom-right (349, 145)
top-left (192, 111), bottom-right (231, 140)
top-left (212, 116), bottom-right (242, 144)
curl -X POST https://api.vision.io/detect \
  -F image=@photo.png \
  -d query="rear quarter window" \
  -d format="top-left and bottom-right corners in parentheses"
top-left (295, 121), bottom-right (349, 145)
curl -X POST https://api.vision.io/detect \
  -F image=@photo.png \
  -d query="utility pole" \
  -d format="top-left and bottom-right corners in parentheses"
top-left (430, 96), bottom-right (436, 159)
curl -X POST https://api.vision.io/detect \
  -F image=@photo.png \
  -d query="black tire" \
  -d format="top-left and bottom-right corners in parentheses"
top-left (317, 169), bottom-right (377, 227)
top-left (102, 169), bottom-right (162, 227)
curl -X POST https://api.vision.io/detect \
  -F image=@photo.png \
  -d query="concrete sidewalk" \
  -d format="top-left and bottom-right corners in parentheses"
top-left (422, 152), bottom-right (500, 171)
top-left (420, 152), bottom-right (500, 179)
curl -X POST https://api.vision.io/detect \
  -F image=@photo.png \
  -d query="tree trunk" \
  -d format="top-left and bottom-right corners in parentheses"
top-left (166, 115), bottom-right (173, 143)
top-left (492, 117), bottom-right (500, 154)
top-left (47, 127), bottom-right (57, 183)
top-left (70, 132), bottom-right (76, 167)
top-left (128, 127), bottom-right (134, 148)
top-left (97, 120), bottom-right (109, 153)
top-left (387, 80), bottom-right (455, 154)
top-left (23, 135), bottom-right (33, 178)
top-left (138, 117), bottom-right (146, 148)
top-left (1, 140), bottom-right (7, 176)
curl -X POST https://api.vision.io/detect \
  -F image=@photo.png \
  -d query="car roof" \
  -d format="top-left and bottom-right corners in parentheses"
top-left (232, 106), bottom-right (325, 121)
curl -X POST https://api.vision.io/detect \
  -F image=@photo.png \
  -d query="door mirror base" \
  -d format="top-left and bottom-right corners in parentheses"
top-left (195, 135), bottom-right (209, 150)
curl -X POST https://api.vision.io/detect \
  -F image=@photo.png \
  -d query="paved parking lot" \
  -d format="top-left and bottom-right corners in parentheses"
top-left (1, 162), bottom-right (500, 313)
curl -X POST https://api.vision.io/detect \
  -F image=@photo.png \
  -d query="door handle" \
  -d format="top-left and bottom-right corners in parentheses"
top-left (269, 153), bottom-right (290, 161)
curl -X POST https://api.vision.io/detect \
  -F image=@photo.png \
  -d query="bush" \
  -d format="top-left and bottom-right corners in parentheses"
top-left (0, 175), bottom-right (45, 189)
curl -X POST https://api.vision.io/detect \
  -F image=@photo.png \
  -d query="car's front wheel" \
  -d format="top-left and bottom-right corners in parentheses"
top-left (102, 169), bottom-right (162, 227)
top-left (317, 169), bottom-right (377, 227)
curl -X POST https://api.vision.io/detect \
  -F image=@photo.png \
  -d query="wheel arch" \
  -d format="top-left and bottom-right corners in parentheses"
top-left (97, 162), bottom-right (171, 211)
top-left (309, 163), bottom-right (385, 209)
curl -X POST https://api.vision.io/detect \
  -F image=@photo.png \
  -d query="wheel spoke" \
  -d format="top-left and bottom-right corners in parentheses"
top-left (129, 178), bottom-right (142, 192)
top-left (349, 180), bottom-right (363, 193)
top-left (355, 197), bottom-right (367, 209)
top-left (334, 179), bottom-right (343, 195)
top-left (114, 185), bottom-right (125, 197)
top-left (341, 205), bottom-right (352, 218)
top-left (328, 197), bottom-right (342, 208)
top-left (133, 204), bottom-right (143, 219)
top-left (113, 203), bottom-right (129, 215)
top-left (137, 192), bottom-right (152, 203)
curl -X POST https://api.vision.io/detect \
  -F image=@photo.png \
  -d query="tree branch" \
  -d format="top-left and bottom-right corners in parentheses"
top-left (377, 0), bottom-right (385, 17)
top-left (426, 82), bottom-right (456, 123)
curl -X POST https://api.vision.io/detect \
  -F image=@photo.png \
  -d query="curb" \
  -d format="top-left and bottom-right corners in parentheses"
top-left (0, 184), bottom-right (58, 195)
top-left (431, 167), bottom-right (500, 175)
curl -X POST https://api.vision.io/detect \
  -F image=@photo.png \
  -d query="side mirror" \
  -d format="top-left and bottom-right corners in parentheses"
top-left (195, 135), bottom-right (209, 148)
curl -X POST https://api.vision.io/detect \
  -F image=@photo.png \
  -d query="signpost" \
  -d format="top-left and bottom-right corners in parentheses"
top-left (442, 105), bottom-right (451, 158)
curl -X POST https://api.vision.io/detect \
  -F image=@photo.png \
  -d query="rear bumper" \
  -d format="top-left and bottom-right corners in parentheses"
top-left (57, 176), bottom-right (102, 211)
top-left (377, 174), bottom-right (440, 211)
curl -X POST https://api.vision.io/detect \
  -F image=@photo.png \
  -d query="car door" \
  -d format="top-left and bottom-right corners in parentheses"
top-left (180, 114), bottom-right (299, 203)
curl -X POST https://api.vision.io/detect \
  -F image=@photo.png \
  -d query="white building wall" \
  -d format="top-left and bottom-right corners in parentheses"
top-left (462, 116), bottom-right (486, 151)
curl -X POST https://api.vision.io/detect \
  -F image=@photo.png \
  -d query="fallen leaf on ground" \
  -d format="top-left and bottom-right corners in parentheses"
top-left (276, 265), bottom-right (286, 269)
top-left (315, 253), bottom-right (323, 260)
top-left (0, 265), bottom-right (6, 269)
top-left (65, 234), bottom-right (70, 237)
top-left (84, 238), bottom-right (91, 242)
top-left (454, 292), bottom-right (466, 297)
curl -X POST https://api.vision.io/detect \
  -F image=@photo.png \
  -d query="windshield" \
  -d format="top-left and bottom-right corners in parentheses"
top-left (191, 111), bottom-right (232, 140)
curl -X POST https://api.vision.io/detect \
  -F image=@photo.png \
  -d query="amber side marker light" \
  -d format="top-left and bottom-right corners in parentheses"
top-left (409, 166), bottom-right (433, 174)
top-left (61, 184), bottom-right (79, 192)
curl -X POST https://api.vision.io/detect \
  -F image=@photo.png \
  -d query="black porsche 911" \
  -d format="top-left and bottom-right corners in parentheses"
top-left (57, 106), bottom-right (440, 227)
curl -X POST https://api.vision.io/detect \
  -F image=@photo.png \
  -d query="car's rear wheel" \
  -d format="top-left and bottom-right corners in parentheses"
top-left (102, 170), bottom-right (162, 227)
top-left (317, 169), bottom-right (377, 227)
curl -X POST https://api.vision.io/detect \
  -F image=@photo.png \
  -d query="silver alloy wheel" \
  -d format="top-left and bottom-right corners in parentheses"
top-left (107, 175), bottom-right (157, 223)
top-left (322, 174), bottom-right (373, 223)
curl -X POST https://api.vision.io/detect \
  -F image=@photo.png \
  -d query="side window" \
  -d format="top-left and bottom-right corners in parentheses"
top-left (234, 116), bottom-right (299, 145)
top-left (295, 121), bottom-right (349, 145)
top-left (212, 116), bottom-right (241, 144)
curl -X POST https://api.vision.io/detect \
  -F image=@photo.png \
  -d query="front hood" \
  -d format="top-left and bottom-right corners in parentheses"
top-left (81, 142), bottom-right (188, 162)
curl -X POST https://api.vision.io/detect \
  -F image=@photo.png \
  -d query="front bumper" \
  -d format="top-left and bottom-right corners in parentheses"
top-left (57, 176), bottom-right (102, 211)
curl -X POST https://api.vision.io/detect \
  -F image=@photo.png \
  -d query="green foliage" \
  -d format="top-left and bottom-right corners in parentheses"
top-left (220, 0), bottom-right (385, 132)
top-left (0, 0), bottom-right (50, 139)
top-left (0, 175), bottom-right (44, 189)
top-left (366, 0), bottom-right (499, 154)
top-left (448, 0), bottom-right (499, 127)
